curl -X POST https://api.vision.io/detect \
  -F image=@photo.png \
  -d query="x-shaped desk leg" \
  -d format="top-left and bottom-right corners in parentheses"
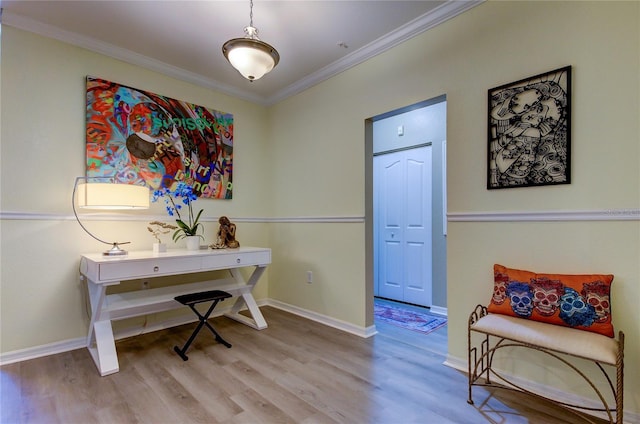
top-left (224, 266), bottom-right (268, 330)
top-left (86, 280), bottom-right (120, 376)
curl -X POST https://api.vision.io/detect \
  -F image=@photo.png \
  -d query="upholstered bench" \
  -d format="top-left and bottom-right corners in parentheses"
top-left (467, 265), bottom-right (625, 424)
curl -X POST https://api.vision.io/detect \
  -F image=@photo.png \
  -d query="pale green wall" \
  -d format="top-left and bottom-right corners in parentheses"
top-left (1, 0), bottom-right (639, 416)
top-left (0, 26), bottom-right (272, 351)
top-left (267, 0), bottom-right (639, 413)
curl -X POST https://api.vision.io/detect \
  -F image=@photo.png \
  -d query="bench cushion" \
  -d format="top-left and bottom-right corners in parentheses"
top-left (471, 313), bottom-right (619, 365)
top-left (488, 264), bottom-right (615, 337)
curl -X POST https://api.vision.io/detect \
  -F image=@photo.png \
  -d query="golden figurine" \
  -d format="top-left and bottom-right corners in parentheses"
top-left (209, 216), bottom-right (240, 249)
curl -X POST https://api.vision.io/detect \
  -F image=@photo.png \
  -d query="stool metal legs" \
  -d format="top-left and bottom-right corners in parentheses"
top-left (174, 298), bottom-right (232, 361)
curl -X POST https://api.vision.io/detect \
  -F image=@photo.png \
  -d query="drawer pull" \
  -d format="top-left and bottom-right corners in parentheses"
top-left (236, 258), bottom-right (241, 264)
top-left (153, 266), bottom-right (159, 272)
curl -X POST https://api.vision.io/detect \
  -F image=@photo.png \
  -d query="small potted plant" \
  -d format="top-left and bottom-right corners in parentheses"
top-left (152, 182), bottom-right (204, 251)
top-left (148, 221), bottom-right (178, 252)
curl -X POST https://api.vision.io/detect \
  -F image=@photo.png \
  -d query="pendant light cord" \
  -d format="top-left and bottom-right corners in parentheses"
top-left (249, 0), bottom-right (254, 27)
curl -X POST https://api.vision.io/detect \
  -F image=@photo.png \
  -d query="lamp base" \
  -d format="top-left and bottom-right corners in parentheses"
top-left (103, 243), bottom-right (128, 256)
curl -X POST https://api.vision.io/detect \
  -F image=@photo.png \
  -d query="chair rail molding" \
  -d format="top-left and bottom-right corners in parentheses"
top-left (447, 209), bottom-right (640, 222)
top-left (4, 209), bottom-right (640, 223)
top-left (0, 211), bottom-right (365, 224)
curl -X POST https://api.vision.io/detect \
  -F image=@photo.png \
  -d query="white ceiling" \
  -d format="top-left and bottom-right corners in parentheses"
top-left (1, 0), bottom-right (480, 105)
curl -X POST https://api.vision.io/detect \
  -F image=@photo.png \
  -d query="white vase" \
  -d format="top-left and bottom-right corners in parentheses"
top-left (153, 242), bottom-right (167, 253)
top-left (185, 236), bottom-right (200, 251)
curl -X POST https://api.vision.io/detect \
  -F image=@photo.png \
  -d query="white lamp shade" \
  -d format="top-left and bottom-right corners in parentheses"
top-left (76, 183), bottom-right (149, 210)
top-left (223, 38), bottom-right (279, 81)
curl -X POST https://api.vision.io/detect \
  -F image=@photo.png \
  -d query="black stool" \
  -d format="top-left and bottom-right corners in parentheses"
top-left (173, 290), bottom-right (232, 361)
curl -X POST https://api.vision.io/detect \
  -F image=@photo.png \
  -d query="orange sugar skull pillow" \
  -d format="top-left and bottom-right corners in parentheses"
top-left (488, 264), bottom-right (614, 337)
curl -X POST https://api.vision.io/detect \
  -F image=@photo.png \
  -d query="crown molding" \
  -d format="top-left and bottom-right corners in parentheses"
top-left (2, 1), bottom-right (483, 106)
top-left (266, 0), bottom-right (483, 105)
top-left (1, 10), bottom-right (265, 104)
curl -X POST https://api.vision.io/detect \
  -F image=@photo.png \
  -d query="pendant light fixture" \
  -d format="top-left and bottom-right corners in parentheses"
top-left (222, 0), bottom-right (280, 82)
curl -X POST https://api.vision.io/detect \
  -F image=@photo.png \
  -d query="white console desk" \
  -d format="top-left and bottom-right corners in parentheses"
top-left (80, 246), bottom-right (271, 376)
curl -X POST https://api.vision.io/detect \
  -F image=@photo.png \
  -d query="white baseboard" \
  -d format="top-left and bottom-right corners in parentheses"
top-left (444, 355), bottom-right (638, 424)
top-left (429, 305), bottom-right (447, 316)
top-left (0, 298), bottom-right (376, 366)
top-left (0, 302), bottom-right (251, 366)
top-left (0, 337), bottom-right (87, 366)
top-left (265, 298), bottom-right (377, 338)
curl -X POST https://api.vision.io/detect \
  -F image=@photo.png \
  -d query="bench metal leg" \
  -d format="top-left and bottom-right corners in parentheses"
top-left (467, 306), bottom-right (624, 424)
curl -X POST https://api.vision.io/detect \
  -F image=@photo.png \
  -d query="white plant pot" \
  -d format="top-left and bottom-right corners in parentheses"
top-left (153, 242), bottom-right (167, 253)
top-left (185, 236), bottom-right (200, 251)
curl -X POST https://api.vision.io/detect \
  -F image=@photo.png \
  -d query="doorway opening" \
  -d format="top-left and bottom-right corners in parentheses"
top-left (366, 95), bottom-right (447, 335)
top-left (373, 297), bottom-right (448, 354)
top-left (374, 143), bottom-right (433, 306)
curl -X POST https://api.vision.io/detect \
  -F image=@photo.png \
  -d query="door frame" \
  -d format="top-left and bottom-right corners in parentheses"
top-left (364, 95), bottom-right (447, 328)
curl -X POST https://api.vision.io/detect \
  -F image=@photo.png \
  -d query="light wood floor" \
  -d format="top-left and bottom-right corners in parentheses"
top-left (1, 305), bottom-right (607, 423)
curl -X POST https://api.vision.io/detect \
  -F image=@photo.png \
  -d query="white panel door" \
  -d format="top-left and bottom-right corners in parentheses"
top-left (374, 146), bottom-right (432, 306)
top-left (376, 156), bottom-right (404, 301)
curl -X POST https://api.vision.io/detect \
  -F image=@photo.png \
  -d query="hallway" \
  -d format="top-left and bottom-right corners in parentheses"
top-left (374, 297), bottom-right (448, 357)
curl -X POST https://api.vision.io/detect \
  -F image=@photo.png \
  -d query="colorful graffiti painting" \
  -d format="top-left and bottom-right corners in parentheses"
top-left (86, 76), bottom-right (233, 198)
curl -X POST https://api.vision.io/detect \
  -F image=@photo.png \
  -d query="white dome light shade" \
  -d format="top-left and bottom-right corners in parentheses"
top-left (222, 37), bottom-right (280, 81)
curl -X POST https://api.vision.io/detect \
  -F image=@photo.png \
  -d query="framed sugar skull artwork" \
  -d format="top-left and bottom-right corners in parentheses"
top-left (487, 66), bottom-right (571, 189)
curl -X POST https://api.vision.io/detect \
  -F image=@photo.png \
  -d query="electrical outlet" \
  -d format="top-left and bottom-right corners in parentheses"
top-left (306, 271), bottom-right (313, 284)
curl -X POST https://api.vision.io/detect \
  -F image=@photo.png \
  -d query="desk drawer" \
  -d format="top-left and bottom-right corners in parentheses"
top-left (99, 257), bottom-right (202, 281)
top-left (201, 250), bottom-right (271, 269)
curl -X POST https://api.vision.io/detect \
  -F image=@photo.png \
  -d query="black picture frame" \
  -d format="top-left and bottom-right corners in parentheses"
top-left (487, 66), bottom-right (571, 189)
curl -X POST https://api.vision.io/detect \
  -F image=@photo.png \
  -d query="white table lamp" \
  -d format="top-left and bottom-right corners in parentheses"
top-left (73, 177), bottom-right (150, 256)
